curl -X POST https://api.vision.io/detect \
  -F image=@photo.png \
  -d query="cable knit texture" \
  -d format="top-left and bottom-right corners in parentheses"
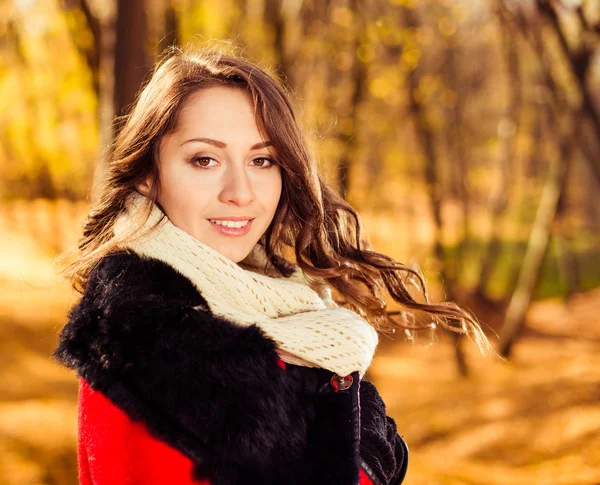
top-left (112, 192), bottom-right (379, 377)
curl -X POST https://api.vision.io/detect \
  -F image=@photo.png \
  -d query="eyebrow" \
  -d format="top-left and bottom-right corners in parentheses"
top-left (180, 137), bottom-right (273, 150)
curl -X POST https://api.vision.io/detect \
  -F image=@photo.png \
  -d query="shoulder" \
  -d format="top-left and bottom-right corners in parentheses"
top-left (85, 250), bottom-right (204, 307)
top-left (55, 250), bottom-right (278, 379)
top-left (54, 250), bottom-right (221, 378)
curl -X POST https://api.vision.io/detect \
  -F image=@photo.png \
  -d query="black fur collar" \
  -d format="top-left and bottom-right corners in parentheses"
top-left (54, 252), bottom-right (358, 485)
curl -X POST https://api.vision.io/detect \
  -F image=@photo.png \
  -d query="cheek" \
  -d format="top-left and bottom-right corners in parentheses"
top-left (157, 172), bottom-right (211, 218)
top-left (264, 172), bottom-right (283, 211)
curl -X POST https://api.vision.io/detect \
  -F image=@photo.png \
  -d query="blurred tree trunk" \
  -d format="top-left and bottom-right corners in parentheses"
top-left (63, 0), bottom-right (102, 99)
top-left (318, 0), bottom-right (364, 200)
top-left (563, 0), bottom-right (600, 253)
top-left (89, 0), bottom-right (150, 203)
top-left (506, 0), bottom-right (600, 307)
top-left (91, 12), bottom-right (116, 204)
top-left (290, 0), bottom-right (328, 92)
top-left (446, 43), bottom-right (471, 284)
top-left (231, 0), bottom-right (248, 46)
top-left (263, 0), bottom-right (308, 89)
top-left (264, 0), bottom-right (291, 84)
top-left (61, 1), bottom-right (171, 203)
top-left (498, 115), bottom-right (580, 357)
top-left (519, 11), bottom-right (600, 186)
top-left (576, 0), bottom-right (600, 37)
top-left (581, 133), bottom-right (600, 236)
top-left (532, 0), bottom-right (600, 185)
top-left (336, 0), bottom-right (367, 201)
top-left (62, 0), bottom-right (111, 198)
top-left (580, 129), bottom-right (600, 195)
top-left (553, 229), bottom-right (579, 302)
top-left (63, 0), bottom-right (149, 203)
top-left (537, 0), bottom-right (600, 138)
top-left (398, 5), bottom-right (468, 377)
top-left (525, 100), bottom-right (543, 179)
top-left (553, 157), bottom-right (579, 301)
top-left (401, 5), bottom-right (445, 286)
top-left (477, 3), bottom-right (521, 300)
top-left (114, 0), bottom-right (151, 119)
top-left (496, 3), bottom-right (591, 355)
top-left (5, 19), bottom-right (55, 198)
top-left (157, 0), bottom-right (179, 55)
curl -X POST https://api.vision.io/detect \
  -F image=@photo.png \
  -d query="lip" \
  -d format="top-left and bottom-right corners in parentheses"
top-left (208, 218), bottom-right (254, 237)
top-left (209, 216), bottom-right (255, 221)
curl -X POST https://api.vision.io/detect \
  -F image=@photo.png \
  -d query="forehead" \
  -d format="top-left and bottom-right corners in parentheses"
top-left (177, 87), bottom-right (258, 129)
top-left (161, 85), bottom-right (273, 153)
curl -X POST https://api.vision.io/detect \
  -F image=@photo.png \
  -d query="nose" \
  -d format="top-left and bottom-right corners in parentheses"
top-left (218, 163), bottom-right (255, 206)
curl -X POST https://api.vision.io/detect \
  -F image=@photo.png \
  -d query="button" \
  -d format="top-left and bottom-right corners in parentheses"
top-left (330, 373), bottom-right (353, 391)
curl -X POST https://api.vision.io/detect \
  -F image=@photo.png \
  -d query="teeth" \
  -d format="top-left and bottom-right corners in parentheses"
top-left (210, 219), bottom-right (250, 228)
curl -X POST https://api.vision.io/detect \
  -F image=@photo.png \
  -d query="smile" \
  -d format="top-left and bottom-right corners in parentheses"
top-left (208, 218), bottom-right (254, 237)
top-left (209, 219), bottom-right (251, 228)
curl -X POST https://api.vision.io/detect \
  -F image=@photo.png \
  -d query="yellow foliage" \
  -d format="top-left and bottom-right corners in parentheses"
top-left (440, 88), bottom-right (458, 108)
top-left (370, 77), bottom-right (394, 99)
top-left (340, 118), bottom-right (354, 136)
top-left (401, 46), bottom-right (421, 70)
top-left (452, 3), bottom-right (471, 23)
top-left (515, 132), bottom-right (534, 158)
top-left (424, 107), bottom-right (445, 131)
top-left (416, 74), bottom-right (442, 103)
top-left (356, 43), bottom-right (376, 63)
top-left (334, 50), bottom-right (354, 71)
top-left (438, 16), bottom-right (457, 37)
top-left (332, 6), bottom-right (353, 29)
top-left (415, 25), bottom-right (436, 47)
top-left (192, 0), bottom-right (238, 40)
top-left (390, 0), bottom-right (418, 8)
top-left (369, 67), bottom-right (405, 102)
top-left (0, 0), bottom-right (99, 197)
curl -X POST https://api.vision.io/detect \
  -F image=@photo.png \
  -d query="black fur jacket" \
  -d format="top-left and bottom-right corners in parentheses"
top-left (54, 251), bottom-right (408, 485)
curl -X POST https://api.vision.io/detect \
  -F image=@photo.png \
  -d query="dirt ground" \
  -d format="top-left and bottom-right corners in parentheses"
top-left (372, 317), bottom-right (600, 485)
top-left (1, 201), bottom-right (599, 485)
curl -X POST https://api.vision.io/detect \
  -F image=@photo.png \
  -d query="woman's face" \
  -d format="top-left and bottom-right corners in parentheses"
top-left (140, 86), bottom-right (282, 263)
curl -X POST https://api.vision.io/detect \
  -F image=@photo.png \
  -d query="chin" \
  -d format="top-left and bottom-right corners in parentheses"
top-left (225, 249), bottom-right (252, 264)
top-left (213, 243), bottom-right (254, 264)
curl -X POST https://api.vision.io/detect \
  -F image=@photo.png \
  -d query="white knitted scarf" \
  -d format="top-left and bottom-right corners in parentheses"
top-left (112, 193), bottom-right (379, 377)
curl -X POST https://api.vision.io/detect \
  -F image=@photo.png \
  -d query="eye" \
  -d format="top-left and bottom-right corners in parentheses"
top-left (191, 156), bottom-right (217, 168)
top-left (252, 157), bottom-right (276, 168)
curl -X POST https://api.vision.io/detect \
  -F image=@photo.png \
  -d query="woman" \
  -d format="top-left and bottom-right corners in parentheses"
top-left (54, 46), bottom-right (491, 485)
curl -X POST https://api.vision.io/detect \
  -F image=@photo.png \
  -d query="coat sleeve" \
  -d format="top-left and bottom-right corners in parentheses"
top-left (54, 252), bottom-right (312, 485)
top-left (359, 380), bottom-right (409, 485)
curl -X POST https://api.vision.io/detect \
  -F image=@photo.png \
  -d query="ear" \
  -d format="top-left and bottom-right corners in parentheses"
top-left (136, 177), bottom-right (152, 197)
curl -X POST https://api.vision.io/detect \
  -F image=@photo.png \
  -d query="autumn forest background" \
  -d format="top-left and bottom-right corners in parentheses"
top-left (1, 0), bottom-right (600, 483)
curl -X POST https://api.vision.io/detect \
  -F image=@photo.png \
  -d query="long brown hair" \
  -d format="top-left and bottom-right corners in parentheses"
top-left (62, 43), bottom-right (495, 356)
